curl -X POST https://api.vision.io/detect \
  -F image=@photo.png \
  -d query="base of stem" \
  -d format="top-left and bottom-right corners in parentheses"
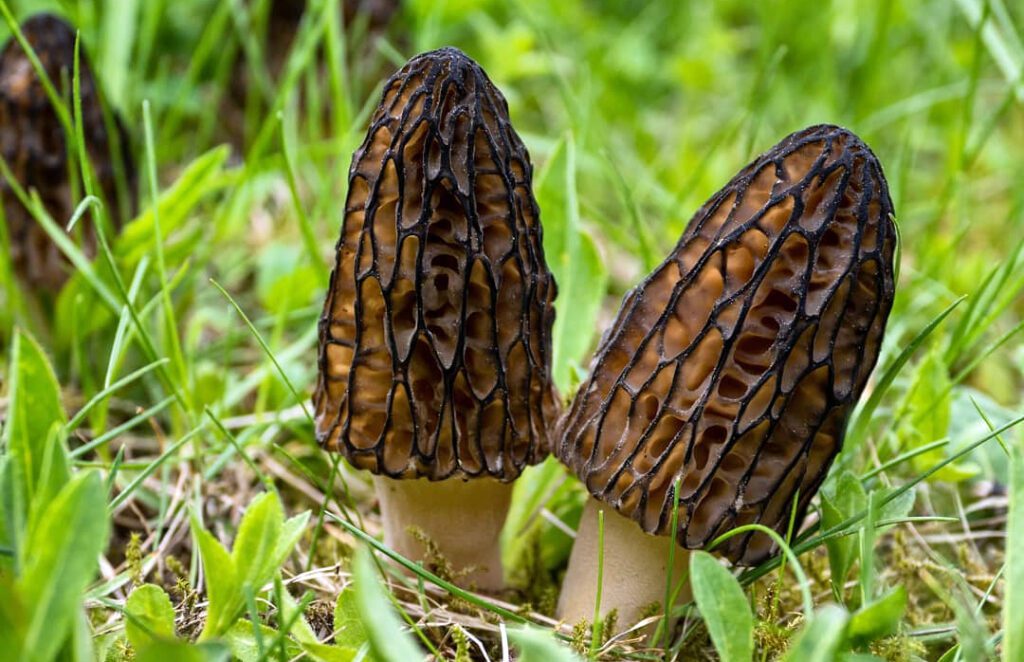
top-left (557, 497), bottom-right (690, 635)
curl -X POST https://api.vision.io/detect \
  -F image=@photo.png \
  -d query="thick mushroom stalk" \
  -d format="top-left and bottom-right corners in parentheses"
top-left (556, 125), bottom-right (897, 628)
top-left (558, 498), bottom-right (690, 630)
top-left (0, 13), bottom-right (134, 290)
top-left (314, 48), bottom-right (559, 591)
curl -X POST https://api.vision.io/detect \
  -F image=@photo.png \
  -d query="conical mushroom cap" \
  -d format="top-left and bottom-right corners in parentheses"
top-left (0, 13), bottom-right (134, 290)
top-left (315, 47), bottom-right (560, 481)
top-left (557, 125), bottom-right (897, 564)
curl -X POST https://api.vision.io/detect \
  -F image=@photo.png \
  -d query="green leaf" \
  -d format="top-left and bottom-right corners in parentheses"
top-left (0, 573), bottom-right (24, 653)
top-left (192, 519), bottom-right (239, 640)
top-left (782, 604), bottom-right (849, 662)
top-left (193, 492), bottom-right (307, 641)
top-left (232, 491), bottom-right (284, 590)
top-left (278, 581), bottom-right (317, 645)
top-left (352, 546), bottom-right (422, 662)
top-left (689, 551), bottom-right (753, 662)
top-left (535, 134), bottom-right (609, 392)
top-left (125, 584), bottom-right (177, 649)
top-left (508, 625), bottom-right (582, 662)
top-left (300, 641), bottom-right (359, 662)
top-left (16, 471), bottom-right (110, 662)
top-left (135, 640), bottom-right (230, 662)
top-left (878, 485), bottom-right (916, 523)
top-left (274, 510), bottom-right (311, 571)
top-left (4, 329), bottom-right (68, 515)
top-left (848, 586), bottom-right (907, 646)
top-left (68, 607), bottom-right (96, 661)
top-left (821, 471), bottom-right (866, 600)
top-left (1005, 441), bottom-right (1024, 662)
top-left (334, 584), bottom-right (370, 650)
top-left (899, 349), bottom-right (974, 481)
top-left (223, 619), bottom-right (302, 662)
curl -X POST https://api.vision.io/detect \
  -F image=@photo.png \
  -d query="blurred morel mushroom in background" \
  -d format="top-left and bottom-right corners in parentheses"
top-left (556, 125), bottom-right (897, 629)
top-left (0, 13), bottom-right (135, 291)
top-left (314, 47), bottom-right (560, 591)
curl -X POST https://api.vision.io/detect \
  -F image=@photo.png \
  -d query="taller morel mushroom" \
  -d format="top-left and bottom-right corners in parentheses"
top-left (556, 125), bottom-right (897, 627)
top-left (315, 48), bottom-right (559, 590)
top-left (0, 13), bottom-right (134, 290)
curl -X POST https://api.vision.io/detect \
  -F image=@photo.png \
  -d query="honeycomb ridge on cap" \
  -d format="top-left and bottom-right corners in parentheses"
top-left (557, 124), bottom-right (896, 564)
top-left (315, 47), bottom-right (559, 481)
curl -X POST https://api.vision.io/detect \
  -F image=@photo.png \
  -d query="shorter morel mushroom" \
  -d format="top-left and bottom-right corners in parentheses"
top-left (556, 125), bottom-right (897, 629)
top-left (0, 13), bottom-right (134, 290)
top-left (314, 47), bottom-right (559, 591)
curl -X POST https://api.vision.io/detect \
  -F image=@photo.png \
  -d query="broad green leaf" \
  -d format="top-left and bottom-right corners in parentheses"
top-left (334, 584), bottom-right (370, 650)
top-left (69, 607), bottom-right (96, 661)
top-left (301, 641), bottom-right (359, 662)
top-left (782, 604), bottom-right (849, 662)
top-left (848, 586), bottom-right (906, 646)
top-left (17, 471), bottom-right (110, 662)
top-left (274, 510), bottom-right (311, 572)
top-left (689, 551), bottom-right (753, 662)
top-left (535, 134), bottom-right (609, 392)
top-left (352, 547), bottom-right (422, 662)
top-left (878, 485), bottom-right (916, 523)
top-left (821, 471), bottom-right (866, 600)
top-left (900, 349), bottom-right (976, 482)
top-left (0, 574), bottom-right (23, 653)
top-left (136, 640), bottom-right (230, 662)
top-left (0, 454), bottom-right (23, 570)
top-left (192, 519), bottom-right (239, 640)
top-left (223, 619), bottom-right (302, 662)
top-left (1005, 442), bottom-right (1024, 662)
top-left (4, 329), bottom-right (68, 512)
top-left (509, 625), bottom-right (582, 662)
top-left (232, 491), bottom-right (284, 591)
top-left (278, 581), bottom-right (317, 645)
top-left (125, 584), bottom-right (176, 649)
top-left (193, 492), bottom-right (307, 641)
top-left (907, 349), bottom-right (951, 463)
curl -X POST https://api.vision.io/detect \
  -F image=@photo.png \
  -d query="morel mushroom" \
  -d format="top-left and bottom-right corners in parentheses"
top-left (314, 47), bottom-right (559, 590)
top-left (0, 13), bottom-right (134, 291)
top-left (556, 125), bottom-right (897, 628)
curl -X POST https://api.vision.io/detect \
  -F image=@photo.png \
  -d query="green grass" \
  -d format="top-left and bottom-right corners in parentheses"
top-left (1, 0), bottom-right (1024, 659)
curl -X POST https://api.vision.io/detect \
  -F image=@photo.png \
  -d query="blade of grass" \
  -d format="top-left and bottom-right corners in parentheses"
top-left (65, 358), bottom-right (169, 432)
top-left (109, 424), bottom-right (206, 511)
